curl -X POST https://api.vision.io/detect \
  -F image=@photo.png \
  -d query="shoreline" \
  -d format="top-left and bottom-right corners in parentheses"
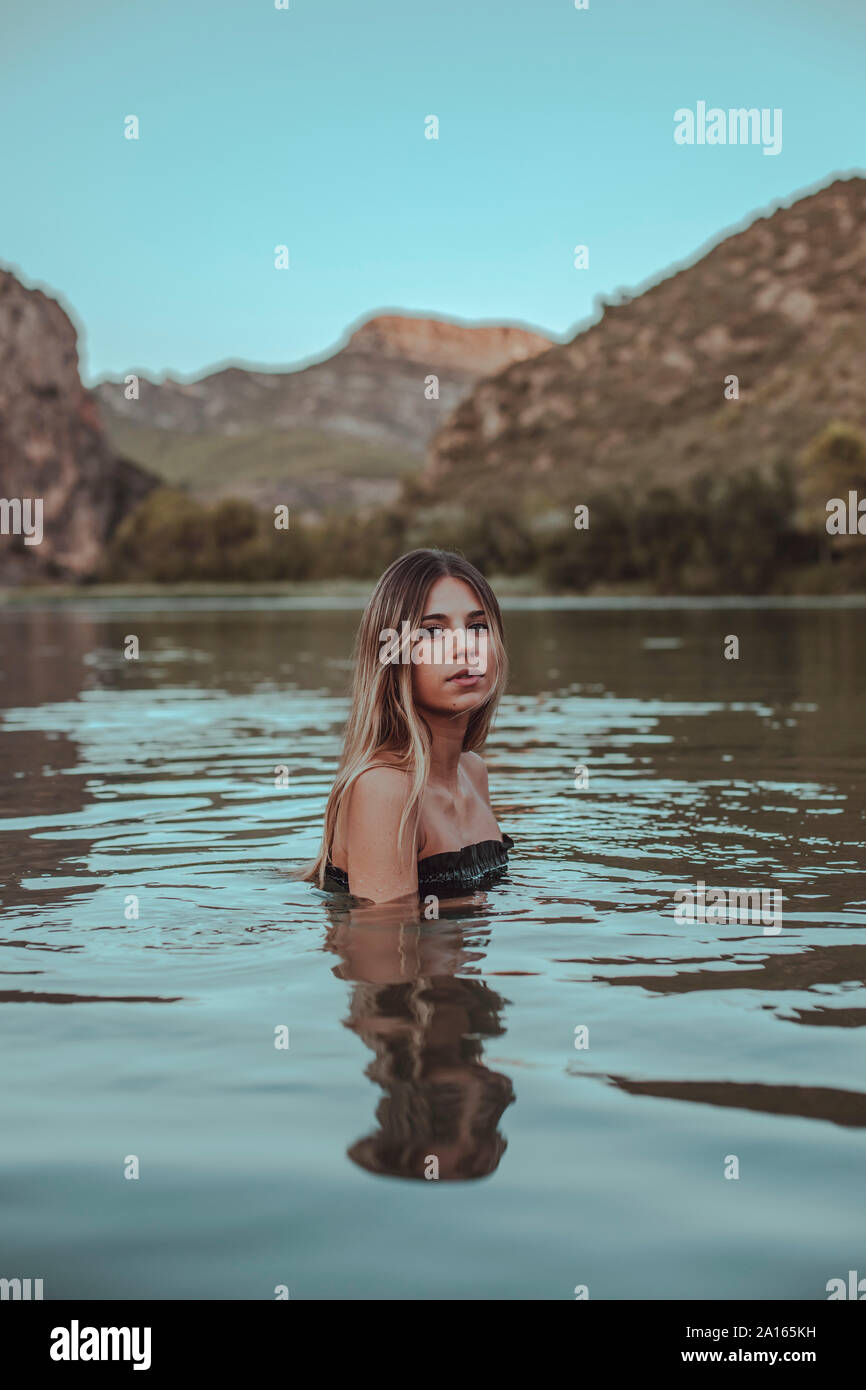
top-left (2, 579), bottom-right (866, 610)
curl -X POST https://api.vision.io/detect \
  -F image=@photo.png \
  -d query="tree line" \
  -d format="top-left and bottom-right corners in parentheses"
top-left (105, 422), bottom-right (866, 594)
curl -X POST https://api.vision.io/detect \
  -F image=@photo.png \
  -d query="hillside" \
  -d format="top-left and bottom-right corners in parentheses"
top-left (94, 314), bottom-right (552, 515)
top-left (425, 177), bottom-right (866, 514)
top-left (0, 269), bottom-right (156, 581)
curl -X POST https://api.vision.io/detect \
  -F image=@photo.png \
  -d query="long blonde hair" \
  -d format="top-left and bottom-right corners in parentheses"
top-left (304, 549), bottom-right (508, 887)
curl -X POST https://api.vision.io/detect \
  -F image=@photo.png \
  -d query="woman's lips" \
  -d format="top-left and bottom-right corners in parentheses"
top-left (447, 669), bottom-right (483, 686)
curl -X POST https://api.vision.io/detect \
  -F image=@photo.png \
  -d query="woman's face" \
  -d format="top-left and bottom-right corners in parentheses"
top-left (409, 575), bottom-right (495, 715)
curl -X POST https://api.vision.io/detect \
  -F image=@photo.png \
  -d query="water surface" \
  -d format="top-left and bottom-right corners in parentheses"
top-left (1, 597), bottom-right (864, 1299)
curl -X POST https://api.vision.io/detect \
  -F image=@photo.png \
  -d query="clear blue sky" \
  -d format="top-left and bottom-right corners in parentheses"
top-left (1, 0), bottom-right (863, 385)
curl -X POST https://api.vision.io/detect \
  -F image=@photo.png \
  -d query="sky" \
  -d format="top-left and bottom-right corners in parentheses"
top-left (1, 0), bottom-right (864, 385)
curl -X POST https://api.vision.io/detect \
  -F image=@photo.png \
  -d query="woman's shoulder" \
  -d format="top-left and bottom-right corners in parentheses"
top-left (353, 761), bottom-right (411, 791)
top-left (345, 763), bottom-right (414, 819)
top-left (331, 762), bottom-right (417, 869)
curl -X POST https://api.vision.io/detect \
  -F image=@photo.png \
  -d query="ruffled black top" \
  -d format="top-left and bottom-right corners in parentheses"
top-left (325, 833), bottom-right (514, 897)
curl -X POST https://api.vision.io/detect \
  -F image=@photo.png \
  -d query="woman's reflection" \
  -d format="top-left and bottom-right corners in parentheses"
top-left (324, 896), bottom-right (515, 1182)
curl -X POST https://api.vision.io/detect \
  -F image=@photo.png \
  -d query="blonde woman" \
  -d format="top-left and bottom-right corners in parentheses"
top-left (306, 549), bottom-right (513, 904)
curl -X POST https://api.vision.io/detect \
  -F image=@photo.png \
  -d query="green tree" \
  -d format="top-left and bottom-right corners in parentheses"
top-left (797, 422), bottom-right (866, 552)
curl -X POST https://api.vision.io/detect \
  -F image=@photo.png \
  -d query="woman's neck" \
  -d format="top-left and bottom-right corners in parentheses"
top-left (423, 709), bottom-right (469, 791)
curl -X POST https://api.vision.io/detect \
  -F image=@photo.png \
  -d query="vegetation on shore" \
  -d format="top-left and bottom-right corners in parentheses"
top-left (88, 421), bottom-right (866, 596)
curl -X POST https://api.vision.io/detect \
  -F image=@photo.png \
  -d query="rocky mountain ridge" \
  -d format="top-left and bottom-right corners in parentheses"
top-left (94, 313), bottom-right (553, 458)
top-left (425, 177), bottom-right (866, 514)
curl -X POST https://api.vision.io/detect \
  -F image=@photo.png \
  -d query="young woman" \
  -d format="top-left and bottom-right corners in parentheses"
top-left (306, 548), bottom-right (513, 904)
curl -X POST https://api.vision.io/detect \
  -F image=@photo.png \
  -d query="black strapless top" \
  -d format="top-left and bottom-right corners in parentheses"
top-left (325, 833), bottom-right (514, 897)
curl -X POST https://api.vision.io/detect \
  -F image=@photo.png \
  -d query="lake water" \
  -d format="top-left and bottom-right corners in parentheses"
top-left (1, 596), bottom-right (864, 1300)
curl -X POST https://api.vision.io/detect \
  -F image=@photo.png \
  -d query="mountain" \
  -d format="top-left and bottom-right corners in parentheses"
top-left (93, 314), bottom-right (552, 515)
top-left (425, 177), bottom-right (866, 514)
top-left (0, 269), bottom-right (157, 582)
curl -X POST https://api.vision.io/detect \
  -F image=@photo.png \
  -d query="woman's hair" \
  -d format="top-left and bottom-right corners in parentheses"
top-left (304, 548), bottom-right (508, 886)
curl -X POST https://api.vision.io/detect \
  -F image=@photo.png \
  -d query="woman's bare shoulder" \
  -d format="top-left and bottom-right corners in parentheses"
top-left (348, 763), bottom-right (412, 809)
top-left (340, 764), bottom-right (419, 901)
top-left (331, 763), bottom-right (414, 864)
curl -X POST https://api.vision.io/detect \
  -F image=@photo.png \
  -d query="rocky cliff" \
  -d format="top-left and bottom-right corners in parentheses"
top-left (0, 269), bottom-right (157, 581)
top-left (93, 313), bottom-right (552, 491)
top-left (425, 177), bottom-right (866, 512)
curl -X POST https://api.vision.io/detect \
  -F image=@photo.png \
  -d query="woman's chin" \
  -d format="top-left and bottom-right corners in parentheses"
top-left (443, 687), bottom-right (490, 713)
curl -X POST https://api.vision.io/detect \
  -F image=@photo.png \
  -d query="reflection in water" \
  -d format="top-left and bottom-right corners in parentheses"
top-left (565, 943), bottom-right (866, 998)
top-left (325, 902), bottom-right (514, 1181)
top-left (593, 1074), bottom-right (866, 1129)
top-left (0, 989), bottom-right (183, 1004)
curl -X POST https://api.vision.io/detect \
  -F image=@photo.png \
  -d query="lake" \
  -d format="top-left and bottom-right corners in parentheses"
top-left (1, 595), bottom-right (864, 1300)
